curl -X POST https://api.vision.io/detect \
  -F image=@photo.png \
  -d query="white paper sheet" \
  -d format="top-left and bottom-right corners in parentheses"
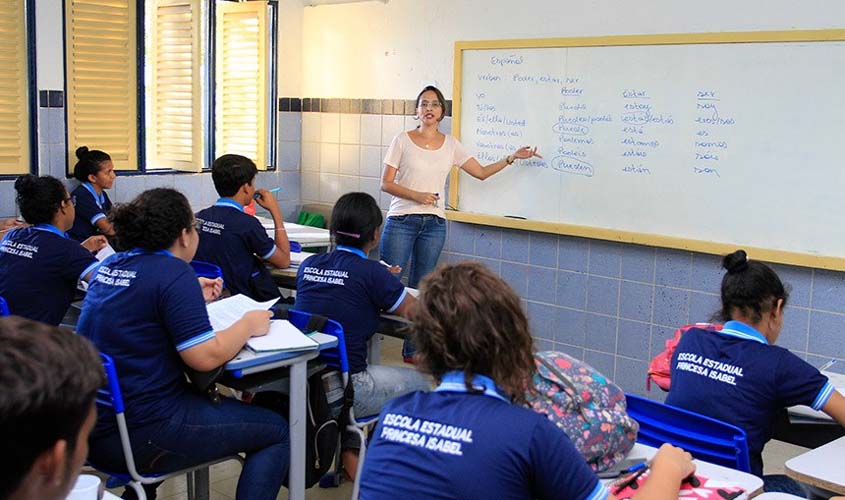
top-left (206, 294), bottom-right (279, 332)
top-left (245, 319), bottom-right (319, 353)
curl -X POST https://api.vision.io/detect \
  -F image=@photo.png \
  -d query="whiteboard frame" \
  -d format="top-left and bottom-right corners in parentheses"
top-left (448, 29), bottom-right (845, 271)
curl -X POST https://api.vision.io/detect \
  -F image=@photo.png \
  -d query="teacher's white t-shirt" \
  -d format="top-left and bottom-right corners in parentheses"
top-left (383, 132), bottom-right (472, 218)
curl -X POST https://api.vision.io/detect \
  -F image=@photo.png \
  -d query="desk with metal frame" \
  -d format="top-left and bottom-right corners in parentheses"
top-left (222, 332), bottom-right (338, 500)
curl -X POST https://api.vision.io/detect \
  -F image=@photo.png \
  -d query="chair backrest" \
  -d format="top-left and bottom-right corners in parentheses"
top-left (285, 308), bottom-right (349, 375)
top-left (97, 353), bottom-right (126, 415)
top-left (0, 296), bottom-right (9, 316)
top-left (189, 260), bottom-right (224, 283)
top-left (625, 393), bottom-right (751, 472)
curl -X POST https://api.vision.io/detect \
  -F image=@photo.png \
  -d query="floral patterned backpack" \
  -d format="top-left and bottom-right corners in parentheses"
top-left (524, 351), bottom-right (639, 472)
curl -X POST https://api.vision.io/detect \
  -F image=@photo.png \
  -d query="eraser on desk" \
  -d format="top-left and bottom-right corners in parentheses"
top-left (290, 241), bottom-right (302, 253)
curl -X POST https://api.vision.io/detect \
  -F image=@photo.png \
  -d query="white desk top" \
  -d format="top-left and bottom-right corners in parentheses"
top-left (788, 370), bottom-right (845, 421)
top-left (256, 216), bottom-right (331, 247)
top-left (785, 435), bottom-right (845, 494)
top-left (624, 443), bottom-right (763, 498)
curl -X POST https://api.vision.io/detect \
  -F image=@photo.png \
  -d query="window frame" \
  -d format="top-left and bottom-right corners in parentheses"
top-left (0, 0), bottom-right (38, 179)
top-left (138, 0), bottom-right (278, 175)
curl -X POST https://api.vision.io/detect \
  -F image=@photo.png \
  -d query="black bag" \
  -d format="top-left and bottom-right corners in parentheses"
top-left (252, 367), bottom-right (352, 488)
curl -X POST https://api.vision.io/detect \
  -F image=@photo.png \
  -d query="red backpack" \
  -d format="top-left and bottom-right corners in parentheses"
top-left (646, 323), bottom-right (722, 391)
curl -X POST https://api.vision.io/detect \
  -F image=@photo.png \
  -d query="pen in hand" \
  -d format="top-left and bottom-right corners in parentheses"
top-left (254, 187), bottom-right (282, 200)
top-left (819, 359), bottom-right (837, 372)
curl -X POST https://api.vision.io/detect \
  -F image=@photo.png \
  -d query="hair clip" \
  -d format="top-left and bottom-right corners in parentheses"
top-left (335, 230), bottom-right (360, 239)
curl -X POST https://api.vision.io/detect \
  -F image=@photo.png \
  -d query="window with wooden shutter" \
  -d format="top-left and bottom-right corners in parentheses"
top-left (65, 0), bottom-right (138, 172)
top-left (215, 1), bottom-right (270, 170)
top-left (146, 0), bottom-right (204, 171)
top-left (0, 0), bottom-right (31, 175)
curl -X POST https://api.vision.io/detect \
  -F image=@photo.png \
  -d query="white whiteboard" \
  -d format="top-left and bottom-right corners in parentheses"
top-left (454, 33), bottom-right (845, 265)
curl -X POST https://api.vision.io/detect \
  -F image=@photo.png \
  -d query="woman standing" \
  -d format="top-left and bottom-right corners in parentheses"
top-left (379, 85), bottom-right (541, 288)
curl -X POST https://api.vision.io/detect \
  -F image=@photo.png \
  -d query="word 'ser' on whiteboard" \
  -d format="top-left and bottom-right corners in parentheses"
top-left (448, 30), bottom-right (845, 270)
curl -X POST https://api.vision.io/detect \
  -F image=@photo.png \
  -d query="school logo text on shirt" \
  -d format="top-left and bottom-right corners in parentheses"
top-left (379, 412), bottom-right (473, 457)
top-left (95, 266), bottom-right (138, 287)
top-left (676, 352), bottom-right (745, 386)
top-left (198, 218), bottom-right (224, 236)
top-left (301, 267), bottom-right (349, 285)
top-left (0, 240), bottom-right (38, 259)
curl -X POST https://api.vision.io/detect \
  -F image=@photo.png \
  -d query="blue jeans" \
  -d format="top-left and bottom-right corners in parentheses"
top-left (379, 214), bottom-right (447, 288)
top-left (344, 365), bottom-right (430, 449)
top-left (89, 394), bottom-right (289, 500)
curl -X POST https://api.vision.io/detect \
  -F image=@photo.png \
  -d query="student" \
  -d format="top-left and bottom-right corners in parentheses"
top-left (194, 154), bottom-right (291, 301)
top-left (294, 192), bottom-right (429, 479)
top-left (359, 262), bottom-right (694, 500)
top-left (0, 175), bottom-right (107, 325)
top-left (78, 188), bottom-right (288, 500)
top-left (68, 146), bottom-right (116, 241)
top-left (666, 250), bottom-right (845, 481)
top-left (379, 85), bottom-right (542, 288)
top-left (0, 315), bottom-right (104, 500)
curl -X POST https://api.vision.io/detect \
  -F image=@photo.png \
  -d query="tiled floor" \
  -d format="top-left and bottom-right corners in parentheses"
top-left (101, 336), bottom-right (812, 500)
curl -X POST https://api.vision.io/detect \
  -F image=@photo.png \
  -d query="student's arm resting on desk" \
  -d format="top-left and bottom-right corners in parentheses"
top-left (392, 293), bottom-right (417, 320)
top-left (78, 235), bottom-right (109, 281)
top-left (254, 189), bottom-right (291, 268)
top-left (822, 391), bottom-right (845, 427)
top-left (180, 310), bottom-right (272, 371)
top-left (609, 444), bottom-right (696, 500)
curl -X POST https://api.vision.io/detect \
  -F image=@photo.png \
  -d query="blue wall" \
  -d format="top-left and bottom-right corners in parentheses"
top-left (440, 220), bottom-right (845, 397)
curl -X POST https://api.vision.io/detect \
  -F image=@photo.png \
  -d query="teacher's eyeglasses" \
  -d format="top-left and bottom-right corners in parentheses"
top-left (418, 100), bottom-right (442, 109)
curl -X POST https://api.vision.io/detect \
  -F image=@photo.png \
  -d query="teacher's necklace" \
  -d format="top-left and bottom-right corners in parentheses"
top-left (419, 126), bottom-right (439, 149)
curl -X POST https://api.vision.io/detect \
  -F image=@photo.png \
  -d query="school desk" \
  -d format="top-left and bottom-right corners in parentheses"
top-left (255, 216), bottom-right (332, 247)
top-left (221, 332), bottom-right (338, 500)
top-left (620, 443), bottom-right (764, 498)
top-left (785, 435), bottom-right (845, 496)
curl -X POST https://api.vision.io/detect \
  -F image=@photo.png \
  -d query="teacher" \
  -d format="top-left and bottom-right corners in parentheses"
top-left (380, 85), bottom-right (542, 289)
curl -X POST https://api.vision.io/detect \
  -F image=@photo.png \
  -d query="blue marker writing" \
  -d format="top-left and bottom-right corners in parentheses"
top-left (254, 187), bottom-right (282, 199)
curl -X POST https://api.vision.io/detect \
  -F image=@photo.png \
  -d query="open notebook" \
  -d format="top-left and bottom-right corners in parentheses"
top-left (206, 294), bottom-right (318, 353)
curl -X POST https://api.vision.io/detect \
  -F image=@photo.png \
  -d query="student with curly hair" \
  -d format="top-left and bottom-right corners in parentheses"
top-left (68, 146), bottom-right (116, 241)
top-left (0, 175), bottom-right (106, 325)
top-left (360, 262), bottom-right (694, 500)
top-left (78, 188), bottom-right (288, 500)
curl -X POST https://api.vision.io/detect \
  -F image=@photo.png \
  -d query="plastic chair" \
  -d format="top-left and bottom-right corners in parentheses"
top-left (0, 297), bottom-right (9, 316)
top-left (92, 353), bottom-right (242, 500)
top-left (284, 309), bottom-right (379, 500)
top-left (190, 260), bottom-right (224, 284)
top-left (625, 393), bottom-right (751, 472)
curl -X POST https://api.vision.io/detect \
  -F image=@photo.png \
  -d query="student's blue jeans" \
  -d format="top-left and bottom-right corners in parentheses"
top-left (89, 394), bottom-right (289, 500)
top-left (380, 213), bottom-right (447, 357)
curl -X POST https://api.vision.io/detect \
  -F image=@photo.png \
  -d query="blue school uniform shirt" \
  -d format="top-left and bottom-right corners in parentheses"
top-left (0, 225), bottom-right (98, 325)
top-left (294, 246), bottom-right (406, 374)
top-left (359, 372), bottom-right (609, 500)
top-left (666, 321), bottom-right (834, 476)
top-left (77, 249), bottom-right (215, 436)
top-left (194, 198), bottom-right (279, 300)
top-left (69, 182), bottom-right (112, 241)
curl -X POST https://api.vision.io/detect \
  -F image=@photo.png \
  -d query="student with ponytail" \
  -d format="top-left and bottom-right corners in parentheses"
top-left (68, 146), bottom-right (116, 241)
top-left (0, 175), bottom-right (107, 325)
top-left (667, 250), bottom-right (845, 488)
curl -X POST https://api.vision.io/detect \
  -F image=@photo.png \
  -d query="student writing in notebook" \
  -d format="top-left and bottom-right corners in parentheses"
top-left (359, 262), bottom-right (694, 500)
top-left (294, 192), bottom-right (429, 480)
top-left (0, 175), bottom-right (106, 325)
top-left (68, 146), bottom-right (116, 241)
top-left (78, 188), bottom-right (288, 500)
top-left (666, 250), bottom-right (845, 493)
top-left (194, 154), bottom-right (290, 301)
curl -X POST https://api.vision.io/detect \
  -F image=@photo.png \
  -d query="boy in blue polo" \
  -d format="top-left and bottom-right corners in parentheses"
top-left (667, 250), bottom-right (845, 486)
top-left (0, 175), bottom-right (106, 325)
top-left (194, 154), bottom-right (290, 300)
